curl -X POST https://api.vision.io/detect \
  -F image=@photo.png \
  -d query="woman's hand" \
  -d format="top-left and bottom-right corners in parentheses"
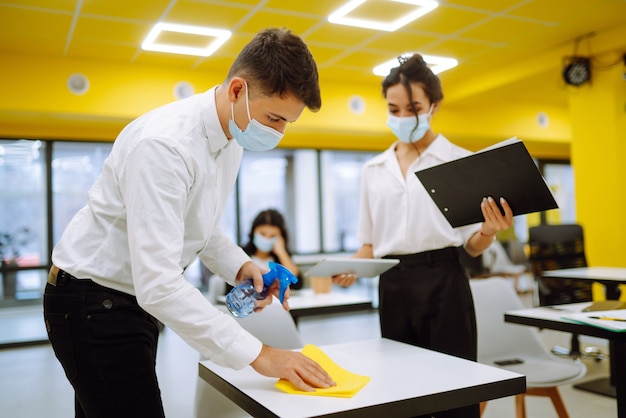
top-left (331, 244), bottom-right (373, 287)
top-left (269, 235), bottom-right (301, 280)
top-left (480, 196), bottom-right (513, 236)
top-left (272, 235), bottom-right (288, 257)
top-left (466, 196), bottom-right (514, 257)
top-left (332, 273), bottom-right (357, 287)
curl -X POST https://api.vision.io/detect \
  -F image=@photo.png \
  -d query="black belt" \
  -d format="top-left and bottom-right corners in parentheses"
top-left (47, 266), bottom-right (79, 286)
top-left (384, 246), bottom-right (460, 266)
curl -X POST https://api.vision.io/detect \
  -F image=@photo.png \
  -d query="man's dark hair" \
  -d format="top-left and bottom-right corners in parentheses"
top-left (227, 27), bottom-right (321, 112)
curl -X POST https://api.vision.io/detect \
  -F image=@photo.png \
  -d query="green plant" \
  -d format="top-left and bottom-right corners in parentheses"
top-left (0, 227), bottom-right (31, 263)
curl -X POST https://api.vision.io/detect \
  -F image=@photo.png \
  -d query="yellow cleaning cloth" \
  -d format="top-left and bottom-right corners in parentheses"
top-left (275, 344), bottom-right (370, 398)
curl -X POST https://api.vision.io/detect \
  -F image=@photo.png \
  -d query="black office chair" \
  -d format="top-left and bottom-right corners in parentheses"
top-left (528, 224), bottom-right (601, 360)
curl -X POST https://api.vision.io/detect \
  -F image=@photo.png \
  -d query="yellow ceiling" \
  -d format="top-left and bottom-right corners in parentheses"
top-left (1, 0), bottom-right (626, 108)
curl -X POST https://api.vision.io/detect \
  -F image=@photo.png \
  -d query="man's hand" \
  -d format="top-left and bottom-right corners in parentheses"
top-left (234, 261), bottom-right (275, 312)
top-left (250, 345), bottom-right (336, 392)
top-left (234, 261), bottom-right (293, 312)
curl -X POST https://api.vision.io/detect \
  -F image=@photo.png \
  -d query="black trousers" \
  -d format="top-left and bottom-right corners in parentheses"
top-left (381, 247), bottom-right (480, 418)
top-left (43, 273), bottom-right (164, 418)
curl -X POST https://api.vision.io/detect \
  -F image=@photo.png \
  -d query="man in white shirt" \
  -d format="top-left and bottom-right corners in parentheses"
top-left (44, 28), bottom-right (334, 418)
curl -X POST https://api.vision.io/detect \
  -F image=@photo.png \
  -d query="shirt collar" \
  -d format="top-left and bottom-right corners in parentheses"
top-left (369, 134), bottom-right (448, 164)
top-left (202, 86), bottom-right (237, 154)
top-left (419, 134), bottom-right (452, 163)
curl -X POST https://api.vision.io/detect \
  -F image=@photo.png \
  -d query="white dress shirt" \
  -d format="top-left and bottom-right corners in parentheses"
top-left (52, 87), bottom-right (262, 370)
top-left (357, 135), bottom-right (481, 259)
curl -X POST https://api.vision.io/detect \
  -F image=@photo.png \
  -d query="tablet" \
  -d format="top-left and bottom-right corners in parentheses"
top-left (304, 258), bottom-right (399, 278)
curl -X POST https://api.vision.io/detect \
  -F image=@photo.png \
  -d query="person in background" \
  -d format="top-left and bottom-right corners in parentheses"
top-left (334, 54), bottom-right (514, 418)
top-left (44, 27), bottom-right (334, 418)
top-left (227, 208), bottom-right (303, 293)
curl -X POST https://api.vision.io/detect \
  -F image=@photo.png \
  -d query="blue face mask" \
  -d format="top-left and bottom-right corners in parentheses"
top-left (253, 233), bottom-right (278, 253)
top-left (386, 105), bottom-right (433, 143)
top-left (229, 82), bottom-right (283, 152)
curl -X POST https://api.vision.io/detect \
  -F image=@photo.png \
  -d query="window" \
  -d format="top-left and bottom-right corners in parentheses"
top-left (52, 142), bottom-right (113, 243)
top-left (7, 139), bottom-right (575, 305)
top-left (543, 162), bottom-right (576, 224)
top-left (237, 149), bottom-right (322, 254)
top-left (0, 140), bottom-right (47, 300)
top-left (237, 150), bottom-right (290, 243)
top-left (320, 150), bottom-right (377, 253)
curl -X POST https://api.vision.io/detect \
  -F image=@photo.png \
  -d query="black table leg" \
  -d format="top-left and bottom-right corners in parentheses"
top-left (554, 340), bottom-right (624, 415)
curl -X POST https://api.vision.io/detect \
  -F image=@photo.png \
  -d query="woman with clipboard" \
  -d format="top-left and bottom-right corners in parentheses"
top-left (334, 54), bottom-right (514, 418)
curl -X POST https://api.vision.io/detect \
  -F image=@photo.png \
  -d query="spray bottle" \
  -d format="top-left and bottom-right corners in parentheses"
top-left (225, 261), bottom-right (298, 318)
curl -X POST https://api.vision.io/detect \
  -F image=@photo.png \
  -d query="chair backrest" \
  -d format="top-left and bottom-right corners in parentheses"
top-left (528, 224), bottom-right (591, 305)
top-left (470, 278), bottom-right (547, 362)
top-left (231, 300), bottom-right (304, 349)
top-left (482, 239), bottom-right (527, 275)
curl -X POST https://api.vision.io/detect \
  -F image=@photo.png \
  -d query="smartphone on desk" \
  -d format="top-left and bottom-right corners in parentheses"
top-left (494, 358), bottom-right (524, 366)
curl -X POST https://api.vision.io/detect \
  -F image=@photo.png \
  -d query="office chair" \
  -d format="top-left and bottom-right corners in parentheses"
top-left (459, 241), bottom-right (530, 294)
top-left (205, 274), bottom-right (226, 305)
top-left (194, 300), bottom-right (304, 418)
top-left (527, 224), bottom-right (597, 358)
top-left (470, 278), bottom-right (587, 418)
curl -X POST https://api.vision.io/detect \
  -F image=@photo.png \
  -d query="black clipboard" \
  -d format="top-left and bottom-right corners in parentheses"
top-left (415, 138), bottom-right (558, 228)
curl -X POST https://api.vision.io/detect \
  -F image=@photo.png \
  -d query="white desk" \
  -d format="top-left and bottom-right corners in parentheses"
top-left (286, 289), bottom-right (373, 324)
top-left (505, 303), bottom-right (626, 417)
top-left (542, 266), bottom-right (626, 282)
top-left (199, 338), bottom-right (525, 418)
top-left (542, 267), bottom-right (626, 299)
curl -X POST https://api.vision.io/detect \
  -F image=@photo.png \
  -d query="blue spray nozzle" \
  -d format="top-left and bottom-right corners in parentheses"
top-left (261, 261), bottom-right (298, 303)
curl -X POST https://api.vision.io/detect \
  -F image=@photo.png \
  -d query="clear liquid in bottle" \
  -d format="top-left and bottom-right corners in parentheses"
top-left (225, 279), bottom-right (264, 318)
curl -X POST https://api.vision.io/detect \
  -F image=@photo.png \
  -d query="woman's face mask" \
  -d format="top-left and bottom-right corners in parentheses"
top-left (386, 104), bottom-right (433, 143)
top-left (229, 82), bottom-right (284, 152)
top-left (253, 233), bottom-right (278, 252)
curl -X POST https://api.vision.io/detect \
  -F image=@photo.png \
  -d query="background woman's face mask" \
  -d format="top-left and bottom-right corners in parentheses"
top-left (253, 233), bottom-right (278, 252)
top-left (386, 105), bottom-right (433, 143)
top-left (229, 82), bottom-right (284, 151)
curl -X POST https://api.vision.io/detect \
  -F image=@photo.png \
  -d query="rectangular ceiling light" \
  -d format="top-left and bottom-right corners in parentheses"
top-left (328, 0), bottom-right (438, 32)
top-left (142, 23), bottom-right (231, 57)
top-left (373, 53), bottom-right (458, 75)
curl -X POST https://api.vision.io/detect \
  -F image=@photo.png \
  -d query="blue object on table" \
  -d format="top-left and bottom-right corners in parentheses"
top-left (225, 262), bottom-right (298, 318)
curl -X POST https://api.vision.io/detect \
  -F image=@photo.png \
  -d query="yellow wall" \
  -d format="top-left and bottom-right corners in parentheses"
top-left (13, 50), bottom-right (626, 261)
top-left (568, 52), bottom-right (626, 267)
top-left (1, 53), bottom-right (570, 158)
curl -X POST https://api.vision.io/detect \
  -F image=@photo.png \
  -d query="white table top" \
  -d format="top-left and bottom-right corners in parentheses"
top-left (199, 338), bottom-right (525, 418)
top-left (542, 267), bottom-right (626, 282)
top-left (505, 303), bottom-right (626, 342)
top-left (287, 289), bottom-right (372, 310)
top-left (505, 302), bottom-right (590, 323)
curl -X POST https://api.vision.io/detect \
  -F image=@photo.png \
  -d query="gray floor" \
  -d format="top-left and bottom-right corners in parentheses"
top-left (0, 282), bottom-right (618, 418)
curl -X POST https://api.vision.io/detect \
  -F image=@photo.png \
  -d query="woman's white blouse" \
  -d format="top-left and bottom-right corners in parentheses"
top-left (357, 135), bottom-right (481, 259)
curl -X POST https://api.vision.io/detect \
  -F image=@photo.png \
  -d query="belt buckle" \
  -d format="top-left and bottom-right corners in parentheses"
top-left (47, 266), bottom-right (60, 286)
